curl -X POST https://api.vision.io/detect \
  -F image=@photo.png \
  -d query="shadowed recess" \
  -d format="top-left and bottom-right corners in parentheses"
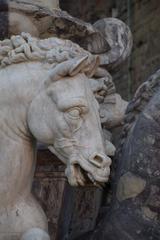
top-left (0, 0), bottom-right (9, 40)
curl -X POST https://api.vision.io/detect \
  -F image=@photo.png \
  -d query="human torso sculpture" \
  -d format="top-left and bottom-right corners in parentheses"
top-left (0, 33), bottom-right (113, 239)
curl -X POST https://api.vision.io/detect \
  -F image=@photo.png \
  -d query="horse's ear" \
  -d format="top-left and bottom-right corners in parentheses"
top-left (69, 55), bottom-right (100, 77)
top-left (48, 55), bottom-right (99, 84)
top-left (48, 57), bottom-right (88, 83)
top-left (69, 55), bottom-right (89, 76)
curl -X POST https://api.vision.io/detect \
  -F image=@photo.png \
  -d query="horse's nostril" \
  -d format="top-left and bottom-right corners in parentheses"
top-left (89, 153), bottom-right (106, 168)
top-left (93, 155), bottom-right (103, 164)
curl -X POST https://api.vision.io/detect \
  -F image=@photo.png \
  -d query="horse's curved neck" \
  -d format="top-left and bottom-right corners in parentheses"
top-left (0, 62), bottom-right (47, 206)
top-left (0, 131), bottom-right (37, 206)
top-left (0, 62), bottom-right (47, 139)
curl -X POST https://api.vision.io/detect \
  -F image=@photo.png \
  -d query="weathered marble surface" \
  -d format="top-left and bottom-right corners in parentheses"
top-left (0, 1), bottom-right (134, 239)
top-left (94, 18), bottom-right (132, 68)
top-left (0, 33), bottom-right (114, 239)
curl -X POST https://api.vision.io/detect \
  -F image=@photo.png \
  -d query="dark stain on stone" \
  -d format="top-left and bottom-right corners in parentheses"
top-left (0, 0), bottom-right (9, 40)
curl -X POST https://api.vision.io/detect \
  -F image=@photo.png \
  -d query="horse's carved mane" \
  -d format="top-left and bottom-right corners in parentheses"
top-left (0, 32), bottom-right (118, 136)
top-left (0, 32), bottom-right (91, 68)
top-left (0, 32), bottom-right (116, 108)
top-left (118, 69), bottom-right (160, 156)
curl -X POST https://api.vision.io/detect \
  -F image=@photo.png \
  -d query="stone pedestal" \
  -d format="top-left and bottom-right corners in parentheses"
top-left (33, 148), bottom-right (67, 240)
top-left (33, 148), bottom-right (102, 240)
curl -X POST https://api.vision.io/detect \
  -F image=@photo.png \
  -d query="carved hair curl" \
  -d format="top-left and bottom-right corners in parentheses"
top-left (0, 32), bottom-right (92, 68)
top-left (0, 32), bottom-right (116, 104)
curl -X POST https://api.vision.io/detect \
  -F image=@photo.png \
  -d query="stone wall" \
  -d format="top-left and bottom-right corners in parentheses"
top-left (60, 0), bottom-right (160, 100)
top-left (115, 0), bottom-right (160, 100)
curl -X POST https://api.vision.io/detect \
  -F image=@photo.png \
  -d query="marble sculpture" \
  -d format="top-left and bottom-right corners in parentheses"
top-left (0, 32), bottom-right (118, 239)
top-left (0, 2), bottom-right (132, 237)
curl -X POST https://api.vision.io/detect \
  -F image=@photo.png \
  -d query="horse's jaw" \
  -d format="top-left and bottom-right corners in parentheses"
top-left (48, 145), bottom-right (110, 187)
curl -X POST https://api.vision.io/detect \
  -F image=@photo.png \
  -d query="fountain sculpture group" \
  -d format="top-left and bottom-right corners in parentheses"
top-left (2, 1), bottom-right (159, 240)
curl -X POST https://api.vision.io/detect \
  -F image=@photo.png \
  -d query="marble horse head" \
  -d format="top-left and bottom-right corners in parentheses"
top-left (0, 33), bottom-right (112, 239)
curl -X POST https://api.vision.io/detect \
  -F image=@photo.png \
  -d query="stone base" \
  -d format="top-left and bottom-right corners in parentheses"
top-left (33, 148), bottom-right (102, 240)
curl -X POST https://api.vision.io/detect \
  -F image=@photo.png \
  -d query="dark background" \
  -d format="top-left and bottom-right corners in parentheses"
top-left (60, 0), bottom-right (160, 100)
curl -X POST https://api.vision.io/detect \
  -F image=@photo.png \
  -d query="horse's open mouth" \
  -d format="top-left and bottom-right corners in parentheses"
top-left (65, 162), bottom-right (109, 188)
top-left (48, 145), bottom-right (110, 187)
top-left (81, 166), bottom-right (107, 188)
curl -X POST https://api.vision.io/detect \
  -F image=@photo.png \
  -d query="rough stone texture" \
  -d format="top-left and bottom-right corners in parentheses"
top-left (116, 172), bottom-right (146, 202)
top-left (84, 69), bottom-right (160, 240)
top-left (68, 187), bottom-right (102, 239)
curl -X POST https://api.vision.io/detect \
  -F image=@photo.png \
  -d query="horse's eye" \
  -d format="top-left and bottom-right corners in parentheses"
top-left (67, 108), bottom-right (81, 119)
